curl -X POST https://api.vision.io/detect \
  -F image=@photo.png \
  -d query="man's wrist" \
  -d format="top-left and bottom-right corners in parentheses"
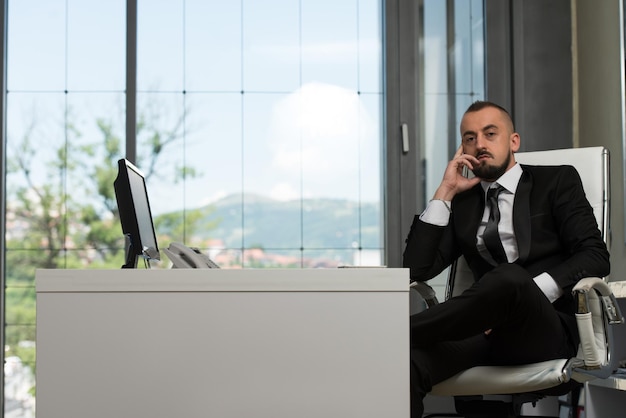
top-left (433, 186), bottom-right (456, 201)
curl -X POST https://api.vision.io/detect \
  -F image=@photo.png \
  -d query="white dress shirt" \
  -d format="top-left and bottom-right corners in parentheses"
top-left (420, 163), bottom-right (563, 303)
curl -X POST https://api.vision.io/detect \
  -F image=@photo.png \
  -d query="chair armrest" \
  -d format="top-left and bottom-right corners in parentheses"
top-left (570, 277), bottom-right (624, 380)
top-left (410, 281), bottom-right (439, 307)
top-left (574, 278), bottom-right (623, 323)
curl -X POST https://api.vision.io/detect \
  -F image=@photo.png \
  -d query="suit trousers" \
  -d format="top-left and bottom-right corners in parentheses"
top-left (410, 263), bottom-right (577, 418)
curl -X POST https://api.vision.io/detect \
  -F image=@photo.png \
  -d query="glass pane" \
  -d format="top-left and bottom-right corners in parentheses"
top-left (302, 199), bottom-right (359, 248)
top-left (350, 248), bottom-right (383, 266)
top-left (303, 249), bottom-right (344, 267)
top-left (359, 93), bottom-right (382, 202)
top-left (452, 0), bottom-right (485, 136)
top-left (64, 249), bottom-right (128, 269)
top-left (243, 248), bottom-right (302, 268)
top-left (183, 93), bottom-right (243, 208)
top-left (470, 0), bottom-right (485, 96)
top-left (5, 250), bottom-right (45, 287)
top-left (135, 92), bottom-right (186, 214)
top-left (453, 0), bottom-right (485, 101)
top-left (453, 0), bottom-right (474, 95)
top-left (299, 84), bottom-right (360, 200)
top-left (137, 0), bottom-right (184, 91)
top-left (185, 0), bottom-right (242, 91)
top-left (181, 93), bottom-right (243, 248)
top-left (208, 194), bottom-right (245, 253)
top-left (301, 0), bottom-right (358, 90)
top-left (66, 92), bottom-right (125, 206)
top-left (5, 288), bottom-right (36, 329)
top-left (5, 285), bottom-right (37, 416)
top-left (6, 92), bottom-right (66, 182)
top-left (358, 0), bottom-right (382, 93)
top-left (360, 199), bottom-right (382, 250)
top-left (4, 327), bottom-right (36, 366)
top-left (7, 0), bottom-right (66, 91)
top-left (423, 1), bottom-right (448, 95)
top-left (4, 328), bottom-right (36, 363)
top-left (67, 0), bottom-right (126, 90)
top-left (243, 93), bottom-right (296, 198)
top-left (423, 94), bottom-right (449, 198)
top-left (242, 196), bottom-right (301, 250)
top-left (4, 326), bottom-right (36, 416)
top-left (242, 0), bottom-right (300, 91)
top-left (212, 248), bottom-right (243, 269)
top-left (6, 93), bottom-right (67, 252)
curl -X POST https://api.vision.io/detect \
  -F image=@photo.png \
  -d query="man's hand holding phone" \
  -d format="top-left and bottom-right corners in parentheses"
top-left (432, 145), bottom-right (481, 201)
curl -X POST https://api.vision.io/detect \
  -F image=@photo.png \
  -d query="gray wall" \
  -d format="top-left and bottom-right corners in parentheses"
top-left (485, 0), bottom-right (573, 151)
top-left (575, 0), bottom-right (625, 279)
top-left (485, 0), bottom-right (626, 281)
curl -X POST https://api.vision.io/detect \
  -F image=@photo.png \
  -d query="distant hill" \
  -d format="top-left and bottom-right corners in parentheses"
top-left (178, 193), bottom-right (382, 250)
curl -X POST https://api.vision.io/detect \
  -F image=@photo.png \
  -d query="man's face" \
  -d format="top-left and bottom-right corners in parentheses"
top-left (460, 106), bottom-right (520, 181)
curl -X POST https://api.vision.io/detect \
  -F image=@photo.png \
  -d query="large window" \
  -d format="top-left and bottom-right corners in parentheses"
top-left (1, 0), bottom-right (485, 416)
top-left (3, 1), bottom-right (382, 415)
top-left (134, 0), bottom-right (383, 269)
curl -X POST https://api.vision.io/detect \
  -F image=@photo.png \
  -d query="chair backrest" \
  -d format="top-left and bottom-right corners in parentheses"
top-left (446, 146), bottom-right (610, 299)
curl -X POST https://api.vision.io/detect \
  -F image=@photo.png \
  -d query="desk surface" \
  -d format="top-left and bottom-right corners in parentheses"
top-left (36, 267), bottom-right (408, 292)
top-left (588, 374), bottom-right (626, 391)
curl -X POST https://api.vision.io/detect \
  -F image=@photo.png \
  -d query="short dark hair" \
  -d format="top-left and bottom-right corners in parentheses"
top-left (465, 100), bottom-right (515, 130)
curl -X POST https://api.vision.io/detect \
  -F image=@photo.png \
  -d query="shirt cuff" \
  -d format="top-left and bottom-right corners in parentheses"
top-left (419, 200), bottom-right (451, 226)
top-left (533, 272), bottom-right (563, 303)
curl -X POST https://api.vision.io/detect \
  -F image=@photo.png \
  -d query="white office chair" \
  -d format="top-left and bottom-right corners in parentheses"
top-left (412, 147), bottom-right (624, 417)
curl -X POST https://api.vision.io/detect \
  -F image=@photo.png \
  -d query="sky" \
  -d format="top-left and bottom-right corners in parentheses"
top-left (6, 0), bottom-right (383, 215)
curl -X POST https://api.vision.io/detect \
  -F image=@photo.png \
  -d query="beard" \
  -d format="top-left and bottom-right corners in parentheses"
top-left (472, 151), bottom-right (511, 181)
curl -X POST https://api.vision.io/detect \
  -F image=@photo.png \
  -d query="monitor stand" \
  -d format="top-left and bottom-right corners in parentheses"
top-left (121, 234), bottom-right (138, 269)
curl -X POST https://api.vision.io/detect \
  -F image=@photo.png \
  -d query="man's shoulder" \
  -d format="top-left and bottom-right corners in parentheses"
top-left (520, 164), bottom-right (583, 196)
top-left (520, 163), bottom-right (576, 173)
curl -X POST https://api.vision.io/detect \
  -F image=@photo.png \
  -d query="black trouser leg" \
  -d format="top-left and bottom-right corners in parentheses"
top-left (411, 334), bottom-right (490, 418)
top-left (409, 264), bottom-right (576, 417)
top-left (410, 264), bottom-right (572, 357)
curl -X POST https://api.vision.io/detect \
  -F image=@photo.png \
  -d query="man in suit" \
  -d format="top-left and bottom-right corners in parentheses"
top-left (403, 100), bottom-right (610, 417)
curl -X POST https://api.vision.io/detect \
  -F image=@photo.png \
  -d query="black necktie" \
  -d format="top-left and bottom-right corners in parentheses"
top-left (483, 184), bottom-right (508, 264)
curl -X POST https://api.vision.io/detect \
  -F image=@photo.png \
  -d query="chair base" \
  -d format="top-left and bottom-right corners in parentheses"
top-left (422, 394), bottom-right (544, 418)
top-left (448, 384), bottom-right (582, 418)
top-left (454, 393), bottom-right (540, 417)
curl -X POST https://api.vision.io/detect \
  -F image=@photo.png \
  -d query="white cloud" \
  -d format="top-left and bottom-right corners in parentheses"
top-left (269, 182), bottom-right (300, 201)
top-left (267, 81), bottom-right (378, 200)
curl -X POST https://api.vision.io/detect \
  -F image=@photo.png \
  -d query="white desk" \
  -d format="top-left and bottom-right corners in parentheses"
top-left (36, 268), bottom-right (410, 418)
top-left (585, 376), bottom-right (626, 418)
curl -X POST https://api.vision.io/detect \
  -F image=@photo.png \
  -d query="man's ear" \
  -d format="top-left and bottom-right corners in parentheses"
top-left (510, 133), bottom-right (521, 152)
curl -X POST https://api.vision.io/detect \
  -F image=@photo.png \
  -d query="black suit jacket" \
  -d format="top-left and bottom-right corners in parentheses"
top-left (403, 164), bottom-right (610, 339)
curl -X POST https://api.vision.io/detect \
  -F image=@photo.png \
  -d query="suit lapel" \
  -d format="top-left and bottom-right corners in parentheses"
top-left (454, 185), bottom-right (485, 253)
top-left (514, 168), bottom-right (532, 262)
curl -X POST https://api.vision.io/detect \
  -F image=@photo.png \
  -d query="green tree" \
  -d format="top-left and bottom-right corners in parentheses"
top-left (4, 102), bottom-right (216, 362)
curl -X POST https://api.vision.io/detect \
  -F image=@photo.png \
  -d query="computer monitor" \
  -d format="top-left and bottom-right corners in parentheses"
top-left (113, 158), bottom-right (160, 268)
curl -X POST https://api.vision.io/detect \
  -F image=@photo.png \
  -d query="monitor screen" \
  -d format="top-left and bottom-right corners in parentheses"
top-left (113, 158), bottom-right (160, 268)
